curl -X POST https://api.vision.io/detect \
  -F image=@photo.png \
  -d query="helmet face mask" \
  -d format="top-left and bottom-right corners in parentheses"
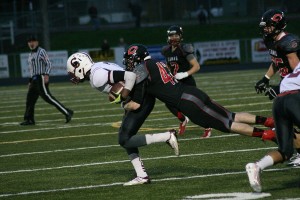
top-left (123, 44), bottom-right (149, 71)
top-left (259, 9), bottom-right (286, 39)
top-left (167, 25), bottom-right (183, 46)
top-left (67, 52), bottom-right (94, 84)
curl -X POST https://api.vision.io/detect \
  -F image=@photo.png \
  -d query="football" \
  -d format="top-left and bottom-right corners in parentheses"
top-left (108, 81), bottom-right (125, 102)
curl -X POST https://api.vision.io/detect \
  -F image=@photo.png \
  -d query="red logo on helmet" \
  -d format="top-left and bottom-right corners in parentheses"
top-left (127, 46), bottom-right (138, 55)
top-left (271, 14), bottom-right (282, 22)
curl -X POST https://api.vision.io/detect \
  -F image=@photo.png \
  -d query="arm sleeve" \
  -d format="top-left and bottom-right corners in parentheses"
top-left (41, 49), bottom-right (52, 75)
top-left (279, 34), bottom-right (300, 54)
top-left (123, 71), bottom-right (136, 91)
top-left (182, 44), bottom-right (196, 61)
top-left (182, 43), bottom-right (195, 54)
top-left (112, 70), bottom-right (136, 91)
top-left (112, 71), bottom-right (126, 83)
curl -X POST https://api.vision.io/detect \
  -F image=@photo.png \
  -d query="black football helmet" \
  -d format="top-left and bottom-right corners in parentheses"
top-left (123, 44), bottom-right (150, 71)
top-left (259, 9), bottom-right (287, 39)
top-left (167, 25), bottom-right (183, 46)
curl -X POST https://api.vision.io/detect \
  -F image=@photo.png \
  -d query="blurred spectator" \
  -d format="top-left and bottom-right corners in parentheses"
top-left (101, 39), bottom-right (110, 58)
top-left (196, 5), bottom-right (208, 24)
top-left (128, 1), bottom-right (142, 28)
top-left (118, 37), bottom-right (127, 48)
top-left (88, 5), bottom-right (100, 29)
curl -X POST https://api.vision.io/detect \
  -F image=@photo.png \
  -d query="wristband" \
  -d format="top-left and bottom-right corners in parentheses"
top-left (264, 74), bottom-right (270, 79)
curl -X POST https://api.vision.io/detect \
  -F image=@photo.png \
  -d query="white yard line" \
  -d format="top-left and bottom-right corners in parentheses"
top-left (0, 134), bottom-right (238, 157)
top-left (0, 146), bottom-right (277, 175)
top-left (0, 166), bottom-right (297, 198)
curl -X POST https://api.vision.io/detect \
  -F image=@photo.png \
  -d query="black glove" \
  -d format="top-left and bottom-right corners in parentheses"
top-left (265, 85), bottom-right (279, 100)
top-left (255, 76), bottom-right (270, 94)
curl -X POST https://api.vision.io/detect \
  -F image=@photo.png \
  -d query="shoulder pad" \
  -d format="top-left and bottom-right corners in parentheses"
top-left (161, 45), bottom-right (170, 56)
top-left (133, 63), bottom-right (149, 84)
top-left (181, 43), bottom-right (194, 54)
top-left (277, 34), bottom-right (300, 53)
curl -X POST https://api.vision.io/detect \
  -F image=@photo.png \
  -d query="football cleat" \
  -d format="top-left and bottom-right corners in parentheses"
top-left (264, 117), bottom-right (274, 128)
top-left (246, 163), bottom-right (262, 193)
top-left (201, 128), bottom-right (212, 138)
top-left (179, 116), bottom-right (189, 135)
top-left (287, 153), bottom-right (300, 167)
top-left (65, 109), bottom-right (74, 123)
top-left (261, 129), bottom-right (277, 143)
top-left (166, 129), bottom-right (179, 156)
top-left (123, 176), bottom-right (150, 186)
top-left (20, 120), bottom-right (35, 126)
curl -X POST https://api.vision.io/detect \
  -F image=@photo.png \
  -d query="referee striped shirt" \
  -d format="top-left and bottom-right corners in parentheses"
top-left (28, 47), bottom-right (52, 77)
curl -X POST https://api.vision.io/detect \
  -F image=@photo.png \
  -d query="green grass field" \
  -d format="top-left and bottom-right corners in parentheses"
top-left (0, 69), bottom-right (299, 200)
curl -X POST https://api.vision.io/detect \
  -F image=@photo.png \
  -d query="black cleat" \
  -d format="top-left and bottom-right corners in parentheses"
top-left (65, 109), bottom-right (74, 123)
top-left (20, 120), bottom-right (35, 126)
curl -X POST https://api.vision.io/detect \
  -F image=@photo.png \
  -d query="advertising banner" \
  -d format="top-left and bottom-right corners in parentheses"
top-left (193, 40), bottom-right (240, 65)
top-left (251, 38), bottom-right (270, 63)
top-left (0, 54), bottom-right (9, 78)
top-left (20, 51), bottom-right (69, 78)
top-left (78, 47), bottom-right (125, 67)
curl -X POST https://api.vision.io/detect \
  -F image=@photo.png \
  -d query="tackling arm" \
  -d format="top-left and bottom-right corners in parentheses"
top-left (121, 71), bottom-right (136, 99)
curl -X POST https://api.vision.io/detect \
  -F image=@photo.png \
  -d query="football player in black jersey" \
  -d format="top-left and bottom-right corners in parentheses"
top-left (161, 25), bottom-right (212, 137)
top-left (255, 9), bottom-right (300, 166)
top-left (246, 41), bottom-right (300, 193)
top-left (121, 44), bottom-right (276, 143)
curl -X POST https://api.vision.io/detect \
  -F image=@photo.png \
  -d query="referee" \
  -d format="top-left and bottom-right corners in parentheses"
top-left (20, 35), bottom-right (73, 125)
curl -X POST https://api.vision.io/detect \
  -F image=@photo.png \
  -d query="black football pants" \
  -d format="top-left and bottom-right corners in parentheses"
top-left (273, 92), bottom-right (300, 159)
top-left (23, 75), bottom-right (69, 121)
top-left (118, 94), bottom-right (156, 155)
top-left (178, 86), bottom-right (234, 133)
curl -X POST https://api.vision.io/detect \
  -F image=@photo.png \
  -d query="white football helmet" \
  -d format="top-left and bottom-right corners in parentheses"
top-left (67, 52), bottom-right (94, 84)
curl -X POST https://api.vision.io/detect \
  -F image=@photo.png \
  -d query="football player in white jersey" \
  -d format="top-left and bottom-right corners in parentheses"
top-left (67, 52), bottom-right (179, 186)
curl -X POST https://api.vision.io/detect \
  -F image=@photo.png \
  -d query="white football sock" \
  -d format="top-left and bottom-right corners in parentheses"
top-left (131, 157), bottom-right (148, 178)
top-left (256, 155), bottom-right (274, 170)
top-left (145, 131), bottom-right (170, 145)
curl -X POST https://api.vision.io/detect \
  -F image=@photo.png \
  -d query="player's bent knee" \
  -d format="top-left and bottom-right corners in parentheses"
top-left (279, 150), bottom-right (293, 162)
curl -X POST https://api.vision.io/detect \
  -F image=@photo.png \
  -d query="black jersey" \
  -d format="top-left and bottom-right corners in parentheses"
top-left (264, 33), bottom-right (300, 77)
top-left (161, 43), bottom-right (194, 75)
top-left (143, 59), bottom-right (185, 107)
top-left (137, 58), bottom-right (233, 132)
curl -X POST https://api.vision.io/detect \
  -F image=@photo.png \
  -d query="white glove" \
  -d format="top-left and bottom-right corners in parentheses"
top-left (175, 72), bottom-right (188, 80)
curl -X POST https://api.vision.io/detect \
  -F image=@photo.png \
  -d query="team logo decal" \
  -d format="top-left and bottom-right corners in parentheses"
top-left (271, 13), bottom-right (282, 22)
top-left (71, 58), bottom-right (80, 68)
top-left (291, 41), bottom-right (298, 48)
top-left (128, 46), bottom-right (138, 55)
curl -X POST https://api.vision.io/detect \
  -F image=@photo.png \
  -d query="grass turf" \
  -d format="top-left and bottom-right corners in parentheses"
top-left (0, 68), bottom-right (299, 200)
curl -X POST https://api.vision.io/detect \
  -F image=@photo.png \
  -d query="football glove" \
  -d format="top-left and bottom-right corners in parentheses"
top-left (110, 92), bottom-right (124, 104)
top-left (265, 85), bottom-right (279, 100)
top-left (175, 72), bottom-right (188, 80)
top-left (255, 75), bottom-right (270, 94)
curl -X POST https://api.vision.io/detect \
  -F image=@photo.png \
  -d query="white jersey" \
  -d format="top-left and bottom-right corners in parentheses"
top-left (280, 62), bottom-right (300, 93)
top-left (89, 62), bottom-right (124, 93)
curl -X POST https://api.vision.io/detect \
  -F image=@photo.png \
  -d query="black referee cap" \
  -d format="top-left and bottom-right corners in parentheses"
top-left (27, 35), bottom-right (38, 42)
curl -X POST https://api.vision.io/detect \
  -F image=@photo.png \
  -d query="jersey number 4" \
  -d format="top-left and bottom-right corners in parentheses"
top-left (156, 62), bottom-right (176, 85)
